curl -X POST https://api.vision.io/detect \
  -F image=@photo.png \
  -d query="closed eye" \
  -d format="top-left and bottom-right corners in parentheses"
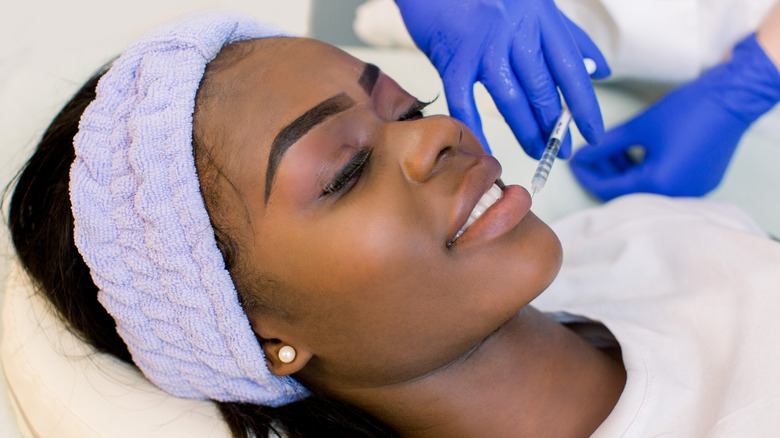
top-left (399, 97), bottom-right (437, 121)
top-left (320, 97), bottom-right (435, 197)
top-left (321, 148), bottom-right (372, 196)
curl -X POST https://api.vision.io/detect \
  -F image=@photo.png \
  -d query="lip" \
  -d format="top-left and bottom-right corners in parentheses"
top-left (447, 156), bottom-right (532, 248)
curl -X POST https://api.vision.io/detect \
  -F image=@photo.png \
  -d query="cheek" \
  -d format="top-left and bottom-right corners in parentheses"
top-left (276, 205), bottom-right (438, 307)
top-left (260, 206), bottom-right (478, 377)
top-left (255, 199), bottom-right (562, 386)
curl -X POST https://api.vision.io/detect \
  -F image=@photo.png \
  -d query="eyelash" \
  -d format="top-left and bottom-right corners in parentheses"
top-left (399, 98), bottom-right (435, 121)
top-left (321, 98), bottom-right (435, 197)
top-left (322, 148), bottom-right (372, 196)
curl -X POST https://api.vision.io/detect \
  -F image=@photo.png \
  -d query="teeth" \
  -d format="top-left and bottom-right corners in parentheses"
top-left (451, 183), bottom-right (503, 244)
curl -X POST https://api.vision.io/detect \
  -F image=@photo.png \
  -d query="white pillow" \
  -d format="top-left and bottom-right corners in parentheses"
top-left (1, 262), bottom-right (231, 438)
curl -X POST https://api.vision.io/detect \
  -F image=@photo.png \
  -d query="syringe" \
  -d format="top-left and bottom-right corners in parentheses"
top-left (530, 59), bottom-right (597, 198)
top-left (530, 103), bottom-right (572, 197)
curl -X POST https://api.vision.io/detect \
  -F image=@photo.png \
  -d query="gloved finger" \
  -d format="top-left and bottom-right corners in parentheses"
top-left (440, 54), bottom-right (491, 153)
top-left (561, 14), bottom-right (610, 80)
top-left (607, 150), bottom-right (634, 174)
top-left (572, 122), bottom-right (636, 162)
top-left (508, 18), bottom-right (563, 137)
top-left (540, 12), bottom-right (605, 146)
top-left (578, 145), bottom-right (636, 175)
top-left (479, 51), bottom-right (546, 158)
top-left (572, 123), bottom-right (638, 175)
top-left (572, 146), bottom-right (622, 177)
top-left (558, 129), bottom-right (573, 159)
top-left (570, 153), bottom-right (651, 201)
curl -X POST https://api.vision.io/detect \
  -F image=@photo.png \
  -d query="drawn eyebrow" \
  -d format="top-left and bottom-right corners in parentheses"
top-left (265, 92), bottom-right (355, 202)
top-left (358, 63), bottom-right (379, 96)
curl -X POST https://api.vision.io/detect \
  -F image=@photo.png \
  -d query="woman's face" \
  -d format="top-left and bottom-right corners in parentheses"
top-left (196, 38), bottom-right (562, 390)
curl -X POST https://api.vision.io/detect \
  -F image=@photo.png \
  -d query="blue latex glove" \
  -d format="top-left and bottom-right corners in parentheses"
top-left (395, 0), bottom-right (610, 158)
top-left (571, 33), bottom-right (780, 200)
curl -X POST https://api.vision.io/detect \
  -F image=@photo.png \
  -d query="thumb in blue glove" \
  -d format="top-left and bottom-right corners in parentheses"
top-left (571, 33), bottom-right (780, 201)
top-left (395, 0), bottom-right (610, 158)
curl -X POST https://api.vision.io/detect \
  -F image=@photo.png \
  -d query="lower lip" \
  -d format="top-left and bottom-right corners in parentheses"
top-left (450, 185), bottom-right (532, 248)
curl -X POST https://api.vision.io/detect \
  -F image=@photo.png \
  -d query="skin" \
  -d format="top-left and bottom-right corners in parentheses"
top-left (758, 0), bottom-right (780, 69)
top-left (194, 37), bottom-right (625, 437)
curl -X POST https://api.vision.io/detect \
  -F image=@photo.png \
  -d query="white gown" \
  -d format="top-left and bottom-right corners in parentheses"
top-left (533, 194), bottom-right (780, 437)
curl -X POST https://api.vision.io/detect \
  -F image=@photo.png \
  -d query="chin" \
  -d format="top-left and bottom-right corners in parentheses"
top-left (514, 213), bottom-right (563, 300)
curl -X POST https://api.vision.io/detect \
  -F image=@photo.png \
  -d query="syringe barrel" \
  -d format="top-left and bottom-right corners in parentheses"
top-left (533, 138), bottom-right (561, 182)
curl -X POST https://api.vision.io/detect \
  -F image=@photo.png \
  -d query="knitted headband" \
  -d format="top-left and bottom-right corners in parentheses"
top-left (70, 9), bottom-right (307, 406)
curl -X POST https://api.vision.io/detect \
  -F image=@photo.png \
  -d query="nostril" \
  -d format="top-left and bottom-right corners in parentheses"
top-left (436, 146), bottom-right (454, 163)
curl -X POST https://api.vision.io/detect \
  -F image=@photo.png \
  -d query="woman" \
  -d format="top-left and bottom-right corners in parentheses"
top-left (8, 9), bottom-right (780, 438)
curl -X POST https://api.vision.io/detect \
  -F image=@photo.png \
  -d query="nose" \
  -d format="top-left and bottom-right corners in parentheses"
top-left (387, 115), bottom-right (463, 183)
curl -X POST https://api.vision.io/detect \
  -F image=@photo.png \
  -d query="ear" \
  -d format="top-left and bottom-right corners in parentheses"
top-left (249, 312), bottom-right (313, 376)
top-left (261, 340), bottom-right (313, 376)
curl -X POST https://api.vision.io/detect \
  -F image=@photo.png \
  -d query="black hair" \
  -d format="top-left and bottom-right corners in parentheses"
top-left (7, 64), bottom-right (397, 437)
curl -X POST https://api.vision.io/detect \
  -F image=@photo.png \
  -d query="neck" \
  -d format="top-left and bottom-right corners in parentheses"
top-left (338, 307), bottom-right (625, 437)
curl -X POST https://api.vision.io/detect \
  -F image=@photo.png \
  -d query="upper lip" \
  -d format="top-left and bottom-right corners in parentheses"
top-left (447, 154), bottom-right (502, 245)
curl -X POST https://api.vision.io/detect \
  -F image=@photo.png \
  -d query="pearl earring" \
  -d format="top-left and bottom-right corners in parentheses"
top-left (278, 345), bottom-right (296, 364)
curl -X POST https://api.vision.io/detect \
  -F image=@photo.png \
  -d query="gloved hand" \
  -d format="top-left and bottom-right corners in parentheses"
top-left (395, 0), bottom-right (610, 158)
top-left (571, 33), bottom-right (780, 200)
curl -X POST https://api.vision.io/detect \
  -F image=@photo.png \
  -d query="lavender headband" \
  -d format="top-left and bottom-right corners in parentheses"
top-left (70, 9), bottom-right (307, 406)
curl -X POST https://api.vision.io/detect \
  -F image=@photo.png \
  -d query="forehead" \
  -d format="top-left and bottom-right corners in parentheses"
top-left (198, 37), bottom-right (367, 155)
top-left (224, 38), bottom-right (364, 115)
